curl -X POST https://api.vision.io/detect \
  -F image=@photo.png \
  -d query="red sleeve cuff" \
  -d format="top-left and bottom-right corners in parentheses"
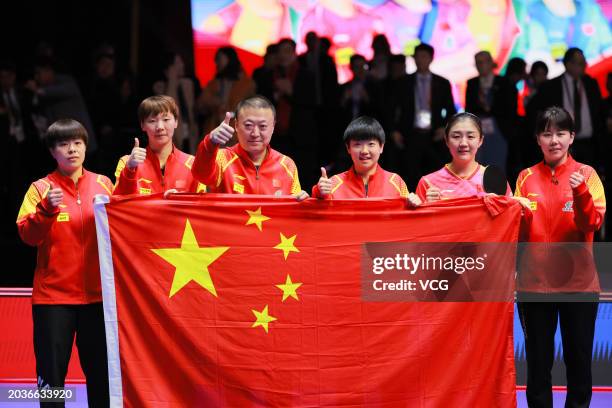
top-left (572, 181), bottom-right (589, 197)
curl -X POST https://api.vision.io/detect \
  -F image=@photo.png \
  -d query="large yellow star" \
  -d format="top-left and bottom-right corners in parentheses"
top-left (245, 207), bottom-right (270, 231)
top-left (251, 305), bottom-right (277, 333)
top-left (151, 219), bottom-right (229, 298)
top-left (273, 233), bottom-right (299, 260)
top-left (275, 274), bottom-right (302, 301)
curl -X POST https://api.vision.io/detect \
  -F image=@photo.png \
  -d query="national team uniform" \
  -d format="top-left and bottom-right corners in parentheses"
top-left (114, 145), bottom-right (205, 195)
top-left (415, 163), bottom-right (511, 201)
top-left (192, 134), bottom-right (301, 195)
top-left (312, 165), bottom-right (408, 199)
top-left (17, 169), bottom-right (113, 406)
top-left (514, 155), bottom-right (606, 407)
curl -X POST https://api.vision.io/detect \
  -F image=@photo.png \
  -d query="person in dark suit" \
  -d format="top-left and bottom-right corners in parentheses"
top-left (465, 51), bottom-right (517, 174)
top-left (528, 48), bottom-right (603, 170)
top-left (393, 43), bottom-right (456, 190)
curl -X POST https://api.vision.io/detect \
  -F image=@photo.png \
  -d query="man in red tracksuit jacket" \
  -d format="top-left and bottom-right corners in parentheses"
top-left (114, 95), bottom-right (205, 196)
top-left (191, 95), bottom-right (307, 199)
top-left (312, 116), bottom-right (420, 206)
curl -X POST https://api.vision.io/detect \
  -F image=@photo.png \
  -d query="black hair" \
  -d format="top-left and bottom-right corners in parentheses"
top-left (350, 54), bottom-right (366, 65)
top-left (445, 112), bottom-right (483, 139)
top-left (563, 48), bottom-right (584, 65)
top-left (390, 54), bottom-right (406, 65)
top-left (343, 116), bottom-right (385, 144)
top-left (44, 119), bottom-right (88, 149)
top-left (535, 106), bottom-right (574, 135)
top-left (235, 95), bottom-right (276, 121)
top-left (530, 60), bottom-right (548, 76)
top-left (414, 43), bottom-right (434, 58)
top-left (505, 57), bottom-right (526, 76)
top-left (277, 38), bottom-right (296, 50)
top-left (215, 46), bottom-right (243, 80)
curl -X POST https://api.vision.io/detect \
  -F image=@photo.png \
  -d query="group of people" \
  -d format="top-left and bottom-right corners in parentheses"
top-left (16, 91), bottom-right (605, 407)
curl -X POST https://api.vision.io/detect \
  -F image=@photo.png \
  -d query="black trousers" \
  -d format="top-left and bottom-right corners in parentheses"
top-left (517, 301), bottom-right (598, 408)
top-left (32, 303), bottom-right (109, 408)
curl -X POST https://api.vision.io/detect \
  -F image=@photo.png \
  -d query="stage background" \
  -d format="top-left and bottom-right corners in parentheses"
top-left (191, 0), bottom-right (612, 104)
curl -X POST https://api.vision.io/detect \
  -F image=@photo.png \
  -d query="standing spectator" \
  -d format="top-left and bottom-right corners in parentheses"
top-left (395, 43), bottom-right (456, 189)
top-left (16, 119), bottom-right (112, 407)
top-left (298, 32), bottom-right (340, 170)
top-left (87, 46), bottom-right (123, 178)
top-left (153, 52), bottom-right (199, 153)
top-left (198, 47), bottom-right (255, 136)
top-left (253, 44), bottom-right (279, 102)
top-left (529, 48), bottom-right (603, 170)
top-left (504, 57), bottom-right (528, 183)
top-left (523, 61), bottom-right (549, 168)
top-left (270, 39), bottom-right (318, 188)
top-left (25, 57), bottom-right (97, 154)
top-left (465, 51), bottom-right (516, 172)
top-left (0, 60), bottom-right (40, 222)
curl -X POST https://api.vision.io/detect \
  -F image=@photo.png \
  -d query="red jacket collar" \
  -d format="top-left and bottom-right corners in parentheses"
top-left (538, 155), bottom-right (575, 175)
top-left (233, 143), bottom-right (274, 168)
top-left (347, 164), bottom-right (384, 185)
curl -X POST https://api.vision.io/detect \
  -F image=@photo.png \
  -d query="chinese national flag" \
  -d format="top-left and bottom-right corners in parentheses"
top-left (94, 195), bottom-right (521, 407)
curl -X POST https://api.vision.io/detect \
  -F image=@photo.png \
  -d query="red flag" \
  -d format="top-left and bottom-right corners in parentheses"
top-left (95, 195), bottom-right (521, 407)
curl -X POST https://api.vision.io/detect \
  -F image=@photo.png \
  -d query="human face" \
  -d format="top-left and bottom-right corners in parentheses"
top-left (565, 52), bottom-right (586, 79)
top-left (50, 138), bottom-right (86, 175)
top-left (235, 107), bottom-right (275, 161)
top-left (347, 138), bottom-right (384, 175)
top-left (537, 126), bottom-right (574, 168)
top-left (215, 52), bottom-right (229, 73)
top-left (445, 119), bottom-right (483, 163)
top-left (277, 42), bottom-right (296, 68)
top-left (475, 53), bottom-right (494, 77)
top-left (141, 111), bottom-right (178, 150)
top-left (414, 50), bottom-right (432, 73)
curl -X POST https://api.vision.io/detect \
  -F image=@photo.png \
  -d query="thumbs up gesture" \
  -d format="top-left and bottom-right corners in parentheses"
top-left (210, 112), bottom-right (234, 146)
top-left (317, 167), bottom-right (333, 197)
top-left (127, 138), bottom-right (146, 170)
top-left (424, 178), bottom-right (442, 202)
top-left (46, 182), bottom-right (64, 209)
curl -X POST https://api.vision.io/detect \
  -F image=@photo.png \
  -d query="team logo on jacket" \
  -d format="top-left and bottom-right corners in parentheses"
top-left (562, 201), bottom-right (574, 212)
top-left (233, 183), bottom-right (245, 194)
top-left (57, 212), bottom-right (70, 222)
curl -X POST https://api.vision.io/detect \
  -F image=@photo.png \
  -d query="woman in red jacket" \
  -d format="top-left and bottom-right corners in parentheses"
top-left (515, 106), bottom-right (605, 408)
top-left (17, 119), bottom-right (112, 406)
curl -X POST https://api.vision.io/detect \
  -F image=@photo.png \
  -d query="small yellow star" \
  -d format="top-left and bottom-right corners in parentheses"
top-left (275, 274), bottom-right (302, 301)
top-left (245, 207), bottom-right (270, 231)
top-left (152, 220), bottom-right (229, 298)
top-left (252, 305), bottom-right (277, 333)
top-left (273, 233), bottom-right (300, 260)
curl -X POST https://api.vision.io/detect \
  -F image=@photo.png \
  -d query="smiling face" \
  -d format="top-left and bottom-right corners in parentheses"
top-left (235, 107), bottom-right (275, 162)
top-left (537, 126), bottom-right (574, 168)
top-left (141, 111), bottom-right (178, 151)
top-left (445, 118), bottom-right (483, 164)
top-left (347, 138), bottom-right (384, 175)
top-left (50, 138), bottom-right (86, 175)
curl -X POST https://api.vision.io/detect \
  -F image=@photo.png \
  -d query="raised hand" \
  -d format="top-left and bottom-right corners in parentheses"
top-left (127, 138), bottom-right (146, 170)
top-left (569, 171), bottom-right (585, 189)
top-left (424, 179), bottom-right (442, 202)
top-left (317, 167), bottom-right (333, 197)
top-left (46, 183), bottom-right (63, 209)
top-left (210, 112), bottom-right (234, 146)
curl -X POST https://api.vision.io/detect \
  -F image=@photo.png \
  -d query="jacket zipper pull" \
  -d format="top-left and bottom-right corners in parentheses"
top-left (77, 190), bottom-right (81, 205)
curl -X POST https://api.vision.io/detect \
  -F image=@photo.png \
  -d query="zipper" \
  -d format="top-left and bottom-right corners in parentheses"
top-left (76, 180), bottom-right (86, 302)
